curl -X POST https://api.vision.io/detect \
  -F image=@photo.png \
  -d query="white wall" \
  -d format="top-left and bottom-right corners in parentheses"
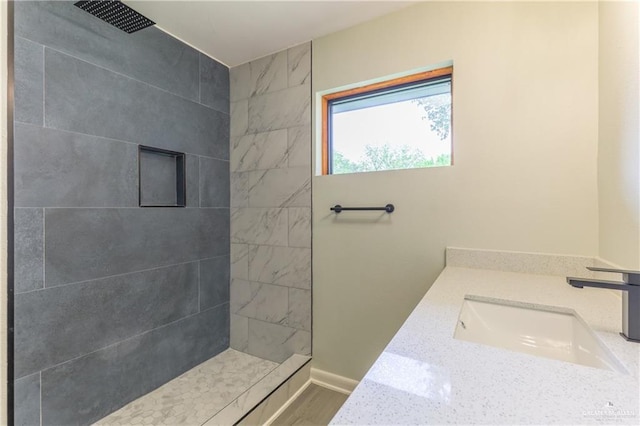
top-left (312, 1), bottom-right (600, 380)
top-left (598, 0), bottom-right (640, 269)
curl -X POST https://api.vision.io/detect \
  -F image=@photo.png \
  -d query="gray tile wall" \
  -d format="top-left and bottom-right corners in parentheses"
top-left (229, 44), bottom-right (312, 362)
top-left (13, 2), bottom-right (230, 425)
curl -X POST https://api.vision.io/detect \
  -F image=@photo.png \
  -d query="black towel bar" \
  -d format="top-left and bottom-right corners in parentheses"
top-left (330, 204), bottom-right (395, 214)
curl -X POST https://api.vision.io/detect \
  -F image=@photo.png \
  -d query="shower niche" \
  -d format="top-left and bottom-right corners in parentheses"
top-left (138, 145), bottom-right (186, 207)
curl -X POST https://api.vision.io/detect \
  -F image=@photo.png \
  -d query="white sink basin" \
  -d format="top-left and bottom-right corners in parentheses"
top-left (454, 295), bottom-right (626, 373)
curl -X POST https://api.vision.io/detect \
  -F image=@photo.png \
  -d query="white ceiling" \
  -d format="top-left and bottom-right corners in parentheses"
top-left (123, 1), bottom-right (416, 67)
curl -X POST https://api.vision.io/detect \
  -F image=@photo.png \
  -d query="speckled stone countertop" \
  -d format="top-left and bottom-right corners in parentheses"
top-left (331, 250), bottom-right (640, 425)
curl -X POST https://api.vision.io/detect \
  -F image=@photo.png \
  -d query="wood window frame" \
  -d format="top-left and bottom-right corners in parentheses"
top-left (321, 66), bottom-right (453, 175)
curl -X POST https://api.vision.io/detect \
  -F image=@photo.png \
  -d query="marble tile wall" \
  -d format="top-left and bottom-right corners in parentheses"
top-left (12, 2), bottom-right (230, 424)
top-left (229, 43), bottom-right (312, 362)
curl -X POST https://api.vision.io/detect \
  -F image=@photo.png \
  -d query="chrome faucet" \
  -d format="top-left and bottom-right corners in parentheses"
top-left (567, 267), bottom-right (640, 342)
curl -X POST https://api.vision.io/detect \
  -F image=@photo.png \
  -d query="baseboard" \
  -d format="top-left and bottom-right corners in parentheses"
top-left (310, 368), bottom-right (359, 395)
top-left (263, 369), bottom-right (359, 425)
top-left (263, 379), bottom-right (311, 426)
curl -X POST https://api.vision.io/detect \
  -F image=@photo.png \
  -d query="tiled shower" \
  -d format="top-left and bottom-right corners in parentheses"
top-left (11, 1), bottom-right (311, 425)
top-left (229, 45), bottom-right (312, 362)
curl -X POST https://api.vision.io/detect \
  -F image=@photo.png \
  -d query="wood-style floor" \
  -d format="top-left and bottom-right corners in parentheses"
top-left (271, 384), bottom-right (349, 426)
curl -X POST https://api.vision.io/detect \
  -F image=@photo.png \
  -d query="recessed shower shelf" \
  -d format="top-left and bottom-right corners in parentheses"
top-left (138, 145), bottom-right (186, 207)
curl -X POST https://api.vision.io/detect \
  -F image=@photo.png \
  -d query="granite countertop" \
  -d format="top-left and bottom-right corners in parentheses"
top-left (331, 249), bottom-right (640, 425)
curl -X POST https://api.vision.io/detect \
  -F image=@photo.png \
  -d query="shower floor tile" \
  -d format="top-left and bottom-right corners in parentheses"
top-left (94, 349), bottom-right (279, 426)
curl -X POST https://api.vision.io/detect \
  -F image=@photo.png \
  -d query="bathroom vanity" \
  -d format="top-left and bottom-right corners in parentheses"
top-left (331, 249), bottom-right (640, 425)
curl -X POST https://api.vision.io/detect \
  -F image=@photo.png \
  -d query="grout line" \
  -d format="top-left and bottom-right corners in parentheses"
top-left (42, 44), bottom-right (45, 127)
top-left (41, 208), bottom-right (45, 288)
top-left (239, 314), bottom-right (310, 333)
top-left (232, 125), bottom-right (310, 144)
top-left (198, 154), bottom-right (231, 163)
top-left (27, 206), bottom-right (230, 210)
top-left (285, 286), bottom-right (291, 326)
top-left (15, 257), bottom-right (229, 296)
top-left (229, 240), bottom-right (308, 250)
top-left (244, 242), bottom-right (250, 280)
top-left (15, 120), bottom-right (231, 162)
top-left (231, 164), bottom-right (310, 174)
top-left (17, 120), bottom-right (138, 146)
top-left (230, 241), bottom-right (311, 251)
top-left (286, 125), bottom-right (292, 169)
top-left (197, 260), bottom-right (201, 313)
top-left (286, 208), bottom-right (291, 247)
top-left (199, 254), bottom-right (231, 261)
top-left (39, 371), bottom-right (42, 426)
top-left (242, 79), bottom-right (310, 101)
top-left (286, 45), bottom-right (290, 88)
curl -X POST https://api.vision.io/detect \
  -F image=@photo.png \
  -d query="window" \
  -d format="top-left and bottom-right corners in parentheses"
top-left (322, 66), bottom-right (453, 175)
